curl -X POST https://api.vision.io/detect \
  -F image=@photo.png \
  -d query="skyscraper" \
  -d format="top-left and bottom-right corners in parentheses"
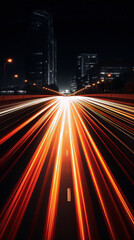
top-left (77, 53), bottom-right (98, 89)
top-left (27, 10), bottom-right (57, 87)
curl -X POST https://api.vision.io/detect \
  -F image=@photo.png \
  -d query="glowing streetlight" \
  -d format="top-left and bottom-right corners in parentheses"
top-left (14, 74), bottom-right (18, 78)
top-left (33, 83), bottom-right (36, 86)
top-left (4, 58), bottom-right (13, 86)
top-left (107, 73), bottom-right (112, 77)
top-left (24, 80), bottom-right (28, 83)
top-left (12, 74), bottom-right (18, 85)
top-left (92, 83), bottom-right (95, 86)
top-left (101, 79), bottom-right (104, 82)
top-left (7, 58), bottom-right (13, 63)
top-left (97, 81), bottom-right (100, 84)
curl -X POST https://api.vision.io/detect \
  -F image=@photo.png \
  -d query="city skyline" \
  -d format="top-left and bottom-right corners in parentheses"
top-left (0, 1), bottom-right (133, 90)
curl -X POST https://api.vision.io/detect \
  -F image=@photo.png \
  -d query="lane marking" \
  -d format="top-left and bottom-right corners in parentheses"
top-left (67, 188), bottom-right (71, 202)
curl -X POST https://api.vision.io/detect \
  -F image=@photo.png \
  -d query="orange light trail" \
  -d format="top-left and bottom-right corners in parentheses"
top-left (71, 99), bottom-right (133, 223)
top-left (68, 100), bottom-right (91, 240)
top-left (44, 100), bottom-right (66, 240)
top-left (0, 96), bottom-right (133, 240)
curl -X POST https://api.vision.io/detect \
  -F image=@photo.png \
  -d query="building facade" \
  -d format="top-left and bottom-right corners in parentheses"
top-left (77, 53), bottom-right (98, 89)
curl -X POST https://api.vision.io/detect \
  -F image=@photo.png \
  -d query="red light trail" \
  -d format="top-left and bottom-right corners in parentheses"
top-left (0, 96), bottom-right (133, 240)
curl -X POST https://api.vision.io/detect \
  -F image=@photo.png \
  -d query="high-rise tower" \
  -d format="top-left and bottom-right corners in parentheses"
top-left (27, 10), bottom-right (57, 86)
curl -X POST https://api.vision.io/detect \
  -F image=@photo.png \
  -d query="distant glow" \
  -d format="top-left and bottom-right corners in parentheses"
top-left (7, 58), bottom-right (13, 63)
top-left (60, 89), bottom-right (70, 94)
top-left (14, 74), bottom-right (18, 78)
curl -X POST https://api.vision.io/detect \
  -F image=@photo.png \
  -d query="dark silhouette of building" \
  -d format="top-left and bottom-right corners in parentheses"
top-left (27, 10), bottom-right (57, 87)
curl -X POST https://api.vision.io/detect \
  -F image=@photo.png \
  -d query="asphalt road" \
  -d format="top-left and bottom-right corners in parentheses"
top-left (0, 96), bottom-right (133, 240)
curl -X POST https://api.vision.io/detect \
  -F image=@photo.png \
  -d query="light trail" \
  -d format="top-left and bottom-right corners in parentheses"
top-left (0, 97), bottom-right (56, 116)
top-left (68, 100), bottom-right (92, 240)
top-left (44, 100), bottom-right (66, 240)
top-left (0, 99), bottom-right (62, 181)
top-left (0, 96), bottom-right (133, 240)
top-left (72, 99), bottom-right (134, 182)
top-left (0, 98), bottom-right (59, 145)
top-left (0, 98), bottom-right (63, 240)
top-left (70, 101), bottom-right (133, 239)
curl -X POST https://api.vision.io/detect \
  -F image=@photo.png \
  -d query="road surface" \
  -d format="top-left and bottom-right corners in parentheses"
top-left (0, 96), bottom-right (133, 240)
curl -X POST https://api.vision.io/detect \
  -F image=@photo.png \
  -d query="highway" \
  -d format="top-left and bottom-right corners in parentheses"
top-left (0, 96), bottom-right (133, 240)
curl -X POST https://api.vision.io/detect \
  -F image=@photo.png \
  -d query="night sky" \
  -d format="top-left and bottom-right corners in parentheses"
top-left (0, 0), bottom-right (133, 89)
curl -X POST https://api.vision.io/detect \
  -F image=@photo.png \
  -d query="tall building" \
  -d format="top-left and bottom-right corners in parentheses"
top-left (27, 10), bottom-right (57, 86)
top-left (77, 53), bottom-right (98, 89)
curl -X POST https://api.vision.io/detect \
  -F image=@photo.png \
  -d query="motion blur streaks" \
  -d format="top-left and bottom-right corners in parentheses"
top-left (0, 96), bottom-right (133, 240)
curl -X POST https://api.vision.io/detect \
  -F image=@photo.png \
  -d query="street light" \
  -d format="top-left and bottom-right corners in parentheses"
top-left (24, 80), bottom-right (28, 83)
top-left (4, 58), bottom-right (13, 87)
top-left (12, 74), bottom-right (18, 85)
top-left (14, 74), bottom-right (18, 78)
top-left (7, 59), bottom-right (13, 63)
